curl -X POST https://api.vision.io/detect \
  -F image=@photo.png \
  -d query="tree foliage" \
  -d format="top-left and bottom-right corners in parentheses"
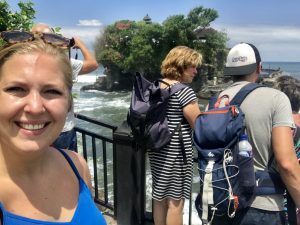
top-left (186, 6), bottom-right (218, 28)
top-left (94, 6), bottom-right (228, 81)
top-left (0, 0), bottom-right (35, 32)
top-left (95, 20), bottom-right (164, 76)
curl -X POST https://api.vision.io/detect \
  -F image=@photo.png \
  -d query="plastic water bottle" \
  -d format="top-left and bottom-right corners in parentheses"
top-left (238, 134), bottom-right (252, 157)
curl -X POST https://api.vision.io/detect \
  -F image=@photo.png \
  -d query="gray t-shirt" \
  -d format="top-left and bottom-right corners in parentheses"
top-left (62, 59), bottom-right (83, 132)
top-left (218, 81), bottom-right (294, 211)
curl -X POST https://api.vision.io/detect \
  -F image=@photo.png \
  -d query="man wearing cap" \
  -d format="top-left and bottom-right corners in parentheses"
top-left (212, 43), bottom-right (300, 225)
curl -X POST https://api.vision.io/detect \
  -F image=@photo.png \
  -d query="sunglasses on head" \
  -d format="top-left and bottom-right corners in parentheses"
top-left (0, 31), bottom-right (75, 48)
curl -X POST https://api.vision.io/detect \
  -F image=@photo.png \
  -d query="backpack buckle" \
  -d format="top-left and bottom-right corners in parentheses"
top-left (231, 106), bottom-right (240, 117)
top-left (214, 94), bottom-right (230, 108)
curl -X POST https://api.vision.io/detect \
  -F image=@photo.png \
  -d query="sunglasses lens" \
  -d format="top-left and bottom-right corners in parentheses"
top-left (42, 33), bottom-right (71, 47)
top-left (1, 31), bottom-right (73, 49)
top-left (1, 31), bottom-right (33, 43)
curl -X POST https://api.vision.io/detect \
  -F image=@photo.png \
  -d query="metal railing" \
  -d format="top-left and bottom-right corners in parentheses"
top-left (74, 113), bottom-right (199, 225)
top-left (74, 113), bottom-right (117, 212)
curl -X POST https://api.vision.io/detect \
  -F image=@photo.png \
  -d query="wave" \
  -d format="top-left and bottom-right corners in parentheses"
top-left (75, 98), bottom-right (130, 111)
top-left (76, 74), bottom-right (106, 83)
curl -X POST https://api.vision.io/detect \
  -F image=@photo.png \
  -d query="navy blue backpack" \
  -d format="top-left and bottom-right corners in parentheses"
top-left (127, 72), bottom-right (187, 152)
top-left (193, 83), bottom-right (259, 224)
top-left (193, 83), bottom-right (288, 224)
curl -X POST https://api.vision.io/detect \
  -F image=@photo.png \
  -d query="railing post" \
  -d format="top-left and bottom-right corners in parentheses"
top-left (113, 121), bottom-right (146, 225)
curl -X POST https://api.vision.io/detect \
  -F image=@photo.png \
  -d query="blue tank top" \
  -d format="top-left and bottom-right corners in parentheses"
top-left (0, 149), bottom-right (107, 225)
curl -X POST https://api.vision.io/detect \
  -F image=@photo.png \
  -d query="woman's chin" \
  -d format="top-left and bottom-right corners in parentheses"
top-left (13, 141), bottom-right (50, 153)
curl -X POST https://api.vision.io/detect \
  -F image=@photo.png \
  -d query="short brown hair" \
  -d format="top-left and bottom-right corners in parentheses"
top-left (161, 46), bottom-right (202, 80)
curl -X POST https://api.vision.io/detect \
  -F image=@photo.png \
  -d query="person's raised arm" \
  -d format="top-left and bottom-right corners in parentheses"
top-left (272, 126), bottom-right (300, 208)
top-left (73, 37), bottom-right (98, 75)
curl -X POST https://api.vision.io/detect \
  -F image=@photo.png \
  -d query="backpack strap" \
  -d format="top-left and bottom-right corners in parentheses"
top-left (286, 192), bottom-right (297, 225)
top-left (294, 127), bottom-right (300, 161)
top-left (0, 204), bottom-right (2, 225)
top-left (208, 83), bottom-right (263, 110)
top-left (230, 83), bottom-right (263, 106)
top-left (256, 155), bottom-right (297, 225)
top-left (170, 83), bottom-right (188, 95)
top-left (208, 94), bottom-right (218, 110)
top-left (56, 148), bottom-right (81, 180)
top-left (169, 83), bottom-right (188, 164)
top-left (155, 80), bottom-right (187, 96)
top-left (171, 120), bottom-right (187, 164)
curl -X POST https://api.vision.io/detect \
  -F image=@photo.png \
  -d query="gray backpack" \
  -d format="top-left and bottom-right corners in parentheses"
top-left (127, 72), bottom-right (187, 152)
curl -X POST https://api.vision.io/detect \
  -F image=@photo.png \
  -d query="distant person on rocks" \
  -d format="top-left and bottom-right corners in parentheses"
top-left (149, 46), bottom-right (202, 225)
top-left (273, 75), bottom-right (300, 224)
top-left (0, 31), bottom-right (106, 224)
top-left (209, 43), bottom-right (300, 225)
top-left (31, 23), bottom-right (99, 150)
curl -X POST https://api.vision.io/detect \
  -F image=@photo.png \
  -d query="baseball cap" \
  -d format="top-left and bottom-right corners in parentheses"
top-left (224, 43), bottom-right (261, 76)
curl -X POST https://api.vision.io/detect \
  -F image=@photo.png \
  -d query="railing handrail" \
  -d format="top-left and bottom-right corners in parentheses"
top-left (75, 126), bottom-right (114, 143)
top-left (75, 113), bottom-right (199, 224)
top-left (75, 113), bottom-right (118, 131)
top-left (75, 113), bottom-right (116, 215)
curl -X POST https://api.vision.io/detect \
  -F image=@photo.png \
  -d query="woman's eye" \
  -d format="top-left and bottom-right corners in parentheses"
top-left (5, 86), bottom-right (26, 94)
top-left (45, 89), bottom-right (63, 95)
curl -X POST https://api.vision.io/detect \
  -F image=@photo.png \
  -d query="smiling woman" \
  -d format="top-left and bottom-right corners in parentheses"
top-left (0, 38), bottom-right (107, 224)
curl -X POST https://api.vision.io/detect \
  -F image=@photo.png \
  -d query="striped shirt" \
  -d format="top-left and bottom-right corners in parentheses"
top-left (148, 86), bottom-right (197, 200)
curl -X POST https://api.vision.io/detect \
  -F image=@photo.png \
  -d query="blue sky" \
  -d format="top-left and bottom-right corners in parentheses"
top-left (9, 0), bottom-right (300, 62)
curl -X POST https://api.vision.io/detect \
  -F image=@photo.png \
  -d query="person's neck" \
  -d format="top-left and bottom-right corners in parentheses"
top-left (163, 78), bottom-right (179, 84)
top-left (233, 73), bottom-right (258, 83)
top-left (0, 146), bottom-right (51, 178)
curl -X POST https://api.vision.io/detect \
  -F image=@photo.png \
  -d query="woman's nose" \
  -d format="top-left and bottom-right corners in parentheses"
top-left (23, 92), bottom-right (45, 114)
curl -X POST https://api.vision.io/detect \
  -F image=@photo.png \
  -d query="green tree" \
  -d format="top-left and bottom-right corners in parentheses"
top-left (161, 6), bottom-right (219, 51)
top-left (126, 22), bottom-right (164, 76)
top-left (186, 6), bottom-right (218, 28)
top-left (94, 6), bottom-right (228, 90)
top-left (0, 0), bottom-right (35, 31)
top-left (162, 14), bottom-right (188, 49)
top-left (95, 20), bottom-right (163, 75)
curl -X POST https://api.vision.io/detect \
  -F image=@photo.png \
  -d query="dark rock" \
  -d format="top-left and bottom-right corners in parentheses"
top-left (197, 81), bottom-right (233, 99)
top-left (197, 70), bottom-right (285, 99)
top-left (80, 76), bottom-right (108, 91)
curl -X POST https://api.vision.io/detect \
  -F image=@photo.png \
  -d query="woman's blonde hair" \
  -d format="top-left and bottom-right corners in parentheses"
top-left (161, 46), bottom-right (202, 80)
top-left (0, 39), bottom-right (73, 110)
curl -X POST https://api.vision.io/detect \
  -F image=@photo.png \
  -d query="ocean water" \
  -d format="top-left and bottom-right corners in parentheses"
top-left (74, 61), bottom-right (300, 225)
top-left (263, 61), bottom-right (300, 79)
top-left (75, 61), bottom-right (300, 124)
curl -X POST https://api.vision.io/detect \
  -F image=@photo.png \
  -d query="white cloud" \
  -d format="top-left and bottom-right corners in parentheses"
top-left (214, 23), bottom-right (300, 61)
top-left (60, 27), bottom-right (104, 54)
top-left (62, 27), bottom-right (102, 41)
top-left (77, 19), bottom-right (103, 27)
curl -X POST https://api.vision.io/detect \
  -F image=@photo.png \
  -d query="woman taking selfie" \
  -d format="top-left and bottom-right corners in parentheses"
top-left (0, 31), bottom-right (106, 225)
